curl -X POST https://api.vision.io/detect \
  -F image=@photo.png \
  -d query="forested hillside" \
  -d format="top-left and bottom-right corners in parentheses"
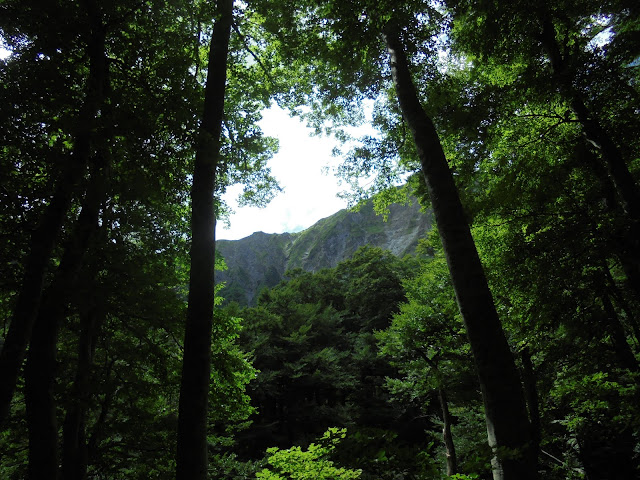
top-left (1, 0), bottom-right (639, 479)
top-left (217, 194), bottom-right (432, 304)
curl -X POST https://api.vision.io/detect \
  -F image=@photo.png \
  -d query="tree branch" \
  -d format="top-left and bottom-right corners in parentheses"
top-left (231, 21), bottom-right (274, 87)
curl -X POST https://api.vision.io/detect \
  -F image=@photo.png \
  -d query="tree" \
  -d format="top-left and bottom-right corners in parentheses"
top-left (24, 156), bottom-right (108, 478)
top-left (2, 0), bottom-right (637, 477)
top-left (1, 0), bottom-right (278, 476)
top-left (446, 0), bottom-right (640, 293)
top-left (383, 27), bottom-right (535, 479)
top-left (176, 0), bottom-right (234, 478)
top-left (255, 3), bottom-right (537, 476)
top-left (436, 1), bottom-right (640, 474)
top-left (0, 0), bottom-right (109, 425)
top-left (378, 249), bottom-right (476, 476)
top-left (230, 247), bottom-right (431, 479)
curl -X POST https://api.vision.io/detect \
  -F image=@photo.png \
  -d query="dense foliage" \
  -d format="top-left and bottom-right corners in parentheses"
top-left (1, 0), bottom-right (639, 479)
top-left (226, 247), bottom-right (435, 479)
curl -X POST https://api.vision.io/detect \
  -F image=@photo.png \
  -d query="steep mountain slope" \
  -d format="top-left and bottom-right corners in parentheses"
top-left (217, 196), bottom-right (432, 304)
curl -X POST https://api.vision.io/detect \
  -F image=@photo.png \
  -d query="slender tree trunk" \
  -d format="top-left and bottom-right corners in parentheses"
top-left (61, 303), bottom-right (105, 480)
top-left (24, 288), bottom-right (61, 480)
top-left (538, 15), bottom-right (640, 298)
top-left (86, 360), bottom-right (116, 469)
top-left (0, 0), bottom-right (108, 427)
top-left (176, 1), bottom-right (233, 478)
top-left (601, 294), bottom-right (639, 372)
top-left (538, 16), bottom-right (640, 220)
top-left (520, 347), bottom-right (541, 471)
top-left (24, 155), bottom-right (107, 479)
top-left (384, 30), bottom-right (535, 480)
top-left (580, 144), bottom-right (640, 297)
top-left (601, 263), bottom-right (640, 348)
top-left (421, 354), bottom-right (459, 474)
top-left (438, 386), bottom-right (458, 476)
top-left (24, 310), bottom-right (59, 480)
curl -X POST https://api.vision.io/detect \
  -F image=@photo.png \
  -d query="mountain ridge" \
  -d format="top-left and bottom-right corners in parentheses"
top-left (216, 196), bottom-right (432, 305)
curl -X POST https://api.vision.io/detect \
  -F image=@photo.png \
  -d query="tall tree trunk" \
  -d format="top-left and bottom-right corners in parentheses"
top-left (176, 0), bottom-right (233, 478)
top-left (61, 302), bottom-right (105, 480)
top-left (538, 15), bottom-right (640, 296)
top-left (520, 347), bottom-right (541, 471)
top-left (86, 360), bottom-right (116, 469)
top-left (384, 30), bottom-right (535, 480)
top-left (24, 292), bottom-right (61, 480)
top-left (601, 293), bottom-right (639, 372)
top-left (0, 0), bottom-right (108, 427)
top-left (600, 262), bottom-right (640, 348)
top-left (579, 143), bottom-right (640, 298)
top-left (24, 156), bottom-right (107, 479)
top-left (538, 16), bottom-right (640, 220)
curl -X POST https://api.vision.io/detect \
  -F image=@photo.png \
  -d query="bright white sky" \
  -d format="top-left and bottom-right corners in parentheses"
top-left (218, 107), bottom-right (355, 240)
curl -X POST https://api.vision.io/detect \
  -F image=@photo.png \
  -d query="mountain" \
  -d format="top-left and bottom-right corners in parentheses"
top-left (216, 196), bottom-right (433, 305)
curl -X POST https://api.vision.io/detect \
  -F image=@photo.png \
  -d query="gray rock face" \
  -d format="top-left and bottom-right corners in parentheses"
top-left (216, 196), bottom-right (432, 305)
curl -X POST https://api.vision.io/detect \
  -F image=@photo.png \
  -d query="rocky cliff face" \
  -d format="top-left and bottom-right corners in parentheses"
top-left (216, 196), bottom-right (432, 305)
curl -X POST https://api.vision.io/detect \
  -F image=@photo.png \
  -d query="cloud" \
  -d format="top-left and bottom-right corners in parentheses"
top-left (218, 107), bottom-right (348, 240)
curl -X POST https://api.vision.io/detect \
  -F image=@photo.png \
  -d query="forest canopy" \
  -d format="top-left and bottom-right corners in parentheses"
top-left (0, 0), bottom-right (638, 479)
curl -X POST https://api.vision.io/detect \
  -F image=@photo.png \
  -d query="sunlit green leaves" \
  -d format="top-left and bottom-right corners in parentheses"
top-left (256, 428), bottom-right (362, 480)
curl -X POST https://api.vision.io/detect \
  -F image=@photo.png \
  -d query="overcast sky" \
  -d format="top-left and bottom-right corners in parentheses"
top-left (217, 107), bottom-right (354, 240)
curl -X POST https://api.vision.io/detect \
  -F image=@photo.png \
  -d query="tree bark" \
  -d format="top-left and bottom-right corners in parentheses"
top-left (601, 293), bottom-right (639, 372)
top-left (176, 0), bottom-right (233, 478)
top-left (0, 0), bottom-right (108, 427)
top-left (61, 303), bottom-right (105, 480)
top-left (538, 15), bottom-right (640, 297)
top-left (384, 30), bottom-right (535, 480)
top-left (538, 16), bottom-right (640, 221)
top-left (438, 386), bottom-right (458, 476)
top-left (520, 347), bottom-right (541, 471)
top-left (86, 360), bottom-right (116, 469)
top-left (605, 273), bottom-right (640, 349)
top-left (24, 154), bottom-right (107, 479)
